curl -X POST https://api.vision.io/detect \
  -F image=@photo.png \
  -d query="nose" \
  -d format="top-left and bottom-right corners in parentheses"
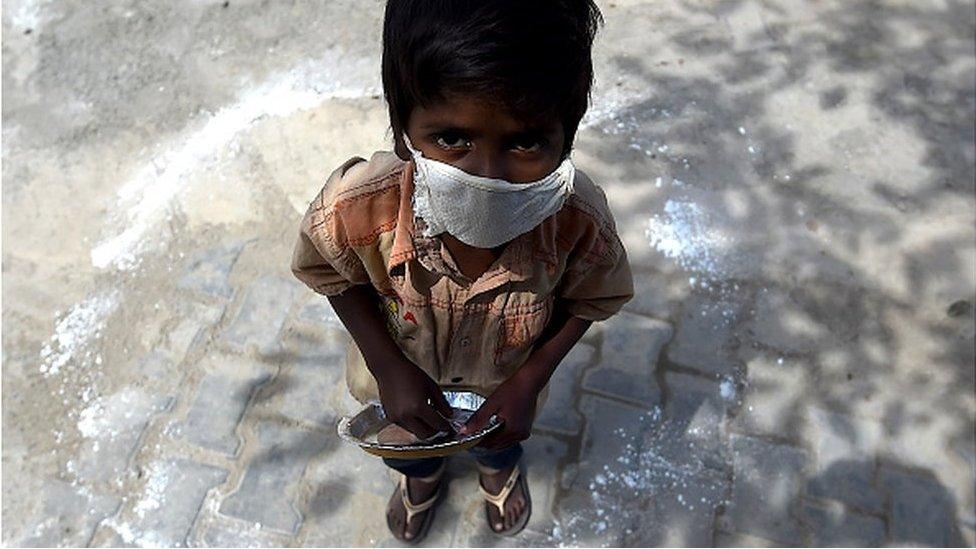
top-left (459, 150), bottom-right (509, 180)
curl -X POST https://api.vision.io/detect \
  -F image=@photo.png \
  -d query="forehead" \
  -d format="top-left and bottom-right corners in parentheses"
top-left (411, 93), bottom-right (561, 134)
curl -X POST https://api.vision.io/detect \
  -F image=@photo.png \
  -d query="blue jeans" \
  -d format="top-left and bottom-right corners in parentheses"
top-left (383, 442), bottom-right (523, 477)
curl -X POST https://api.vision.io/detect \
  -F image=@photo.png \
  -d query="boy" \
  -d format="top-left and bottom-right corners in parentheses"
top-left (291, 0), bottom-right (633, 542)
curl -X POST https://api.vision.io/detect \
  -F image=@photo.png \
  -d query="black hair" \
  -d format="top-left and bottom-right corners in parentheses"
top-left (382, 0), bottom-right (603, 160)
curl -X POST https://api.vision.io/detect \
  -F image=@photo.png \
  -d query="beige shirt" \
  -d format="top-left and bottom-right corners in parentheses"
top-left (291, 151), bottom-right (634, 413)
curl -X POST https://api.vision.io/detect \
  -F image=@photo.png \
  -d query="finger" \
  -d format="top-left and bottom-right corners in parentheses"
top-left (417, 405), bottom-right (452, 434)
top-left (428, 390), bottom-right (452, 418)
top-left (459, 404), bottom-right (499, 436)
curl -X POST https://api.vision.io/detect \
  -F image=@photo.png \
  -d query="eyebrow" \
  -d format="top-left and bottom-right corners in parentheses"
top-left (419, 123), bottom-right (553, 138)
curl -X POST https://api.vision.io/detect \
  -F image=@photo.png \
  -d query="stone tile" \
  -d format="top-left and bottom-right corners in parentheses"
top-left (534, 344), bottom-right (595, 435)
top-left (581, 312), bottom-right (671, 407)
top-left (219, 422), bottom-right (332, 533)
top-left (194, 519), bottom-right (293, 548)
top-left (729, 352), bottom-right (807, 440)
top-left (722, 434), bottom-right (808, 543)
top-left (622, 478), bottom-right (727, 547)
top-left (170, 354), bottom-right (274, 455)
top-left (71, 387), bottom-right (171, 489)
top-left (178, 241), bottom-right (246, 299)
top-left (163, 302), bottom-right (224, 363)
top-left (12, 480), bottom-right (120, 548)
top-left (220, 276), bottom-right (302, 355)
top-left (661, 372), bottom-right (731, 472)
top-left (300, 440), bottom-right (395, 547)
top-left (552, 488), bottom-right (627, 547)
top-left (572, 395), bottom-right (656, 492)
top-left (666, 294), bottom-right (743, 376)
top-left (521, 434), bottom-right (568, 535)
top-left (297, 296), bottom-right (343, 329)
top-left (881, 465), bottom-right (964, 547)
top-left (803, 406), bottom-right (884, 513)
top-left (715, 530), bottom-right (789, 547)
top-left (271, 329), bottom-right (348, 428)
top-left (744, 288), bottom-right (828, 354)
top-left (92, 459), bottom-right (228, 547)
top-left (801, 500), bottom-right (885, 547)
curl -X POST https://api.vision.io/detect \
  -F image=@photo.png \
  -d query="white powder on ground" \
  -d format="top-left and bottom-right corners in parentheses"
top-left (645, 199), bottom-right (729, 281)
top-left (90, 51), bottom-right (380, 271)
top-left (39, 291), bottom-right (118, 376)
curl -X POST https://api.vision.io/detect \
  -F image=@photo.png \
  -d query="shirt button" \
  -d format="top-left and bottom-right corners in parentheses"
top-left (460, 337), bottom-right (470, 347)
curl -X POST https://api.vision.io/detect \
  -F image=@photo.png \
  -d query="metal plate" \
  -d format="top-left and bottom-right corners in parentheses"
top-left (337, 390), bottom-right (502, 459)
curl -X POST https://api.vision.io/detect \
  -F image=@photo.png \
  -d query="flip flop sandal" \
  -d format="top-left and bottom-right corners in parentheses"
top-left (477, 461), bottom-right (532, 536)
top-left (386, 461), bottom-right (447, 544)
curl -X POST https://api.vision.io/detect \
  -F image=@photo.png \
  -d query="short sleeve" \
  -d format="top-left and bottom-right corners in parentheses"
top-left (290, 162), bottom-right (372, 296)
top-left (557, 232), bottom-right (635, 321)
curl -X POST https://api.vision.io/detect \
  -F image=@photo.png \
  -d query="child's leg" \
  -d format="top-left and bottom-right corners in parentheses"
top-left (467, 442), bottom-right (523, 471)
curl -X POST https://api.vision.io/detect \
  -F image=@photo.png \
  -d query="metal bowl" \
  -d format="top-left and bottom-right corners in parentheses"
top-left (337, 390), bottom-right (501, 459)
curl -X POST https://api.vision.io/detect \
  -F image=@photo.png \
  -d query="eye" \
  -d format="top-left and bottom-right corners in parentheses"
top-left (511, 136), bottom-right (548, 154)
top-left (433, 132), bottom-right (472, 150)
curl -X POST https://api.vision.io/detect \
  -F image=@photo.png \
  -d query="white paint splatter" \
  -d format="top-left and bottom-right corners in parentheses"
top-left (91, 51), bottom-right (380, 271)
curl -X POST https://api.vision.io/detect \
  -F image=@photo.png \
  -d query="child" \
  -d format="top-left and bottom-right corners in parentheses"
top-left (291, 0), bottom-right (633, 542)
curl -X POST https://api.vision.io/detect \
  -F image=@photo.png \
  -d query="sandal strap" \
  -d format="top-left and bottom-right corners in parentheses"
top-left (478, 465), bottom-right (522, 516)
top-left (398, 462), bottom-right (446, 525)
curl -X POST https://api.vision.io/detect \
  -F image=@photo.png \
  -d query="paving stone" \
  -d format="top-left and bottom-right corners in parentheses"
top-left (802, 500), bottom-right (885, 547)
top-left (178, 241), bottom-right (246, 299)
top-left (744, 288), bottom-right (829, 353)
top-left (71, 387), bottom-right (171, 488)
top-left (194, 519), bottom-right (293, 548)
top-left (581, 312), bottom-right (671, 407)
top-left (521, 434), bottom-right (568, 534)
top-left (661, 372), bottom-right (731, 472)
top-left (13, 479), bottom-right (120, 548)
top-left (714, 530), bottom-right (789, 547)
top-left (93, 459), bottom-right (228, 547)
top-left (220, 276), bottom-right (302, 355)
top-left (722, 434), bottom-right (808, 543)
top-left (803, 406), bottom-right (884, 513)
top-left (572, 395), bottom-right (657, 492)
top-left (729, 352), bottom-right (807, 440)
top-left (553, 488), bottom-right (627, 547)
top-left (534, 344), bottom-right (595, 435)
top-left (170, 354), bottom-right (274, 455)
top-left (220, 422), bottom-right (331, 533)
top-left (666, 294), bottom-right (743, 375)
top-left (164, 302), bottom-right (224, 362)
top-left (297, 296), bottom-right (343, 329)
top-left (621, 473), bottom-right (727, 547)
top-left (270, 329), bottom-right (348, 428)
top-left (880, 465), bottom-right (964, 547)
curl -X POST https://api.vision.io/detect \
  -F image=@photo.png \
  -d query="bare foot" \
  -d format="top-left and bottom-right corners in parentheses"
top-left (479, 464), bottom-right (528, 533)
top-left (386, 473), bottom-right (442, 541)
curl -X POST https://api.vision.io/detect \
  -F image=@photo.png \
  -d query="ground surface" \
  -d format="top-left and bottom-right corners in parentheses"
top-left (3, 0), bottom-right (975, 547)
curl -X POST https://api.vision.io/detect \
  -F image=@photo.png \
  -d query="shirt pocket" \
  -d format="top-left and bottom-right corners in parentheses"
top-left (493, 294), bottom-right (554, 368)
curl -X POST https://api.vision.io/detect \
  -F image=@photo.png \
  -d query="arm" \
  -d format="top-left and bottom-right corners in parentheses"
top-left (457, 302), bottom-right (591, 447)
top-left (326, 284), bottom-right (452, 439)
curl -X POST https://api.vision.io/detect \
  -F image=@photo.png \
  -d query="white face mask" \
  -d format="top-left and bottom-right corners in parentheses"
top-left (403, 134), bottom-right (575, 249)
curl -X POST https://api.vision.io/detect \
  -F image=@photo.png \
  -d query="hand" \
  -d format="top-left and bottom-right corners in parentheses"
top-left (457, 372), bottom-right (540, 450)
top-left (374, 357), bottom-right (453, 441)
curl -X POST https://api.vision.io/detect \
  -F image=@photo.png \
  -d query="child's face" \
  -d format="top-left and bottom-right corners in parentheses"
top-left (404, 93), bottom-right (565, 184)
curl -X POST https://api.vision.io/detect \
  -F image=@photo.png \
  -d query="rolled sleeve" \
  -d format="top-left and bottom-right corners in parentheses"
top-left (557, 233), bottom-right (635, 322)
top-left (290, 187), bottom-right (371, 297)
